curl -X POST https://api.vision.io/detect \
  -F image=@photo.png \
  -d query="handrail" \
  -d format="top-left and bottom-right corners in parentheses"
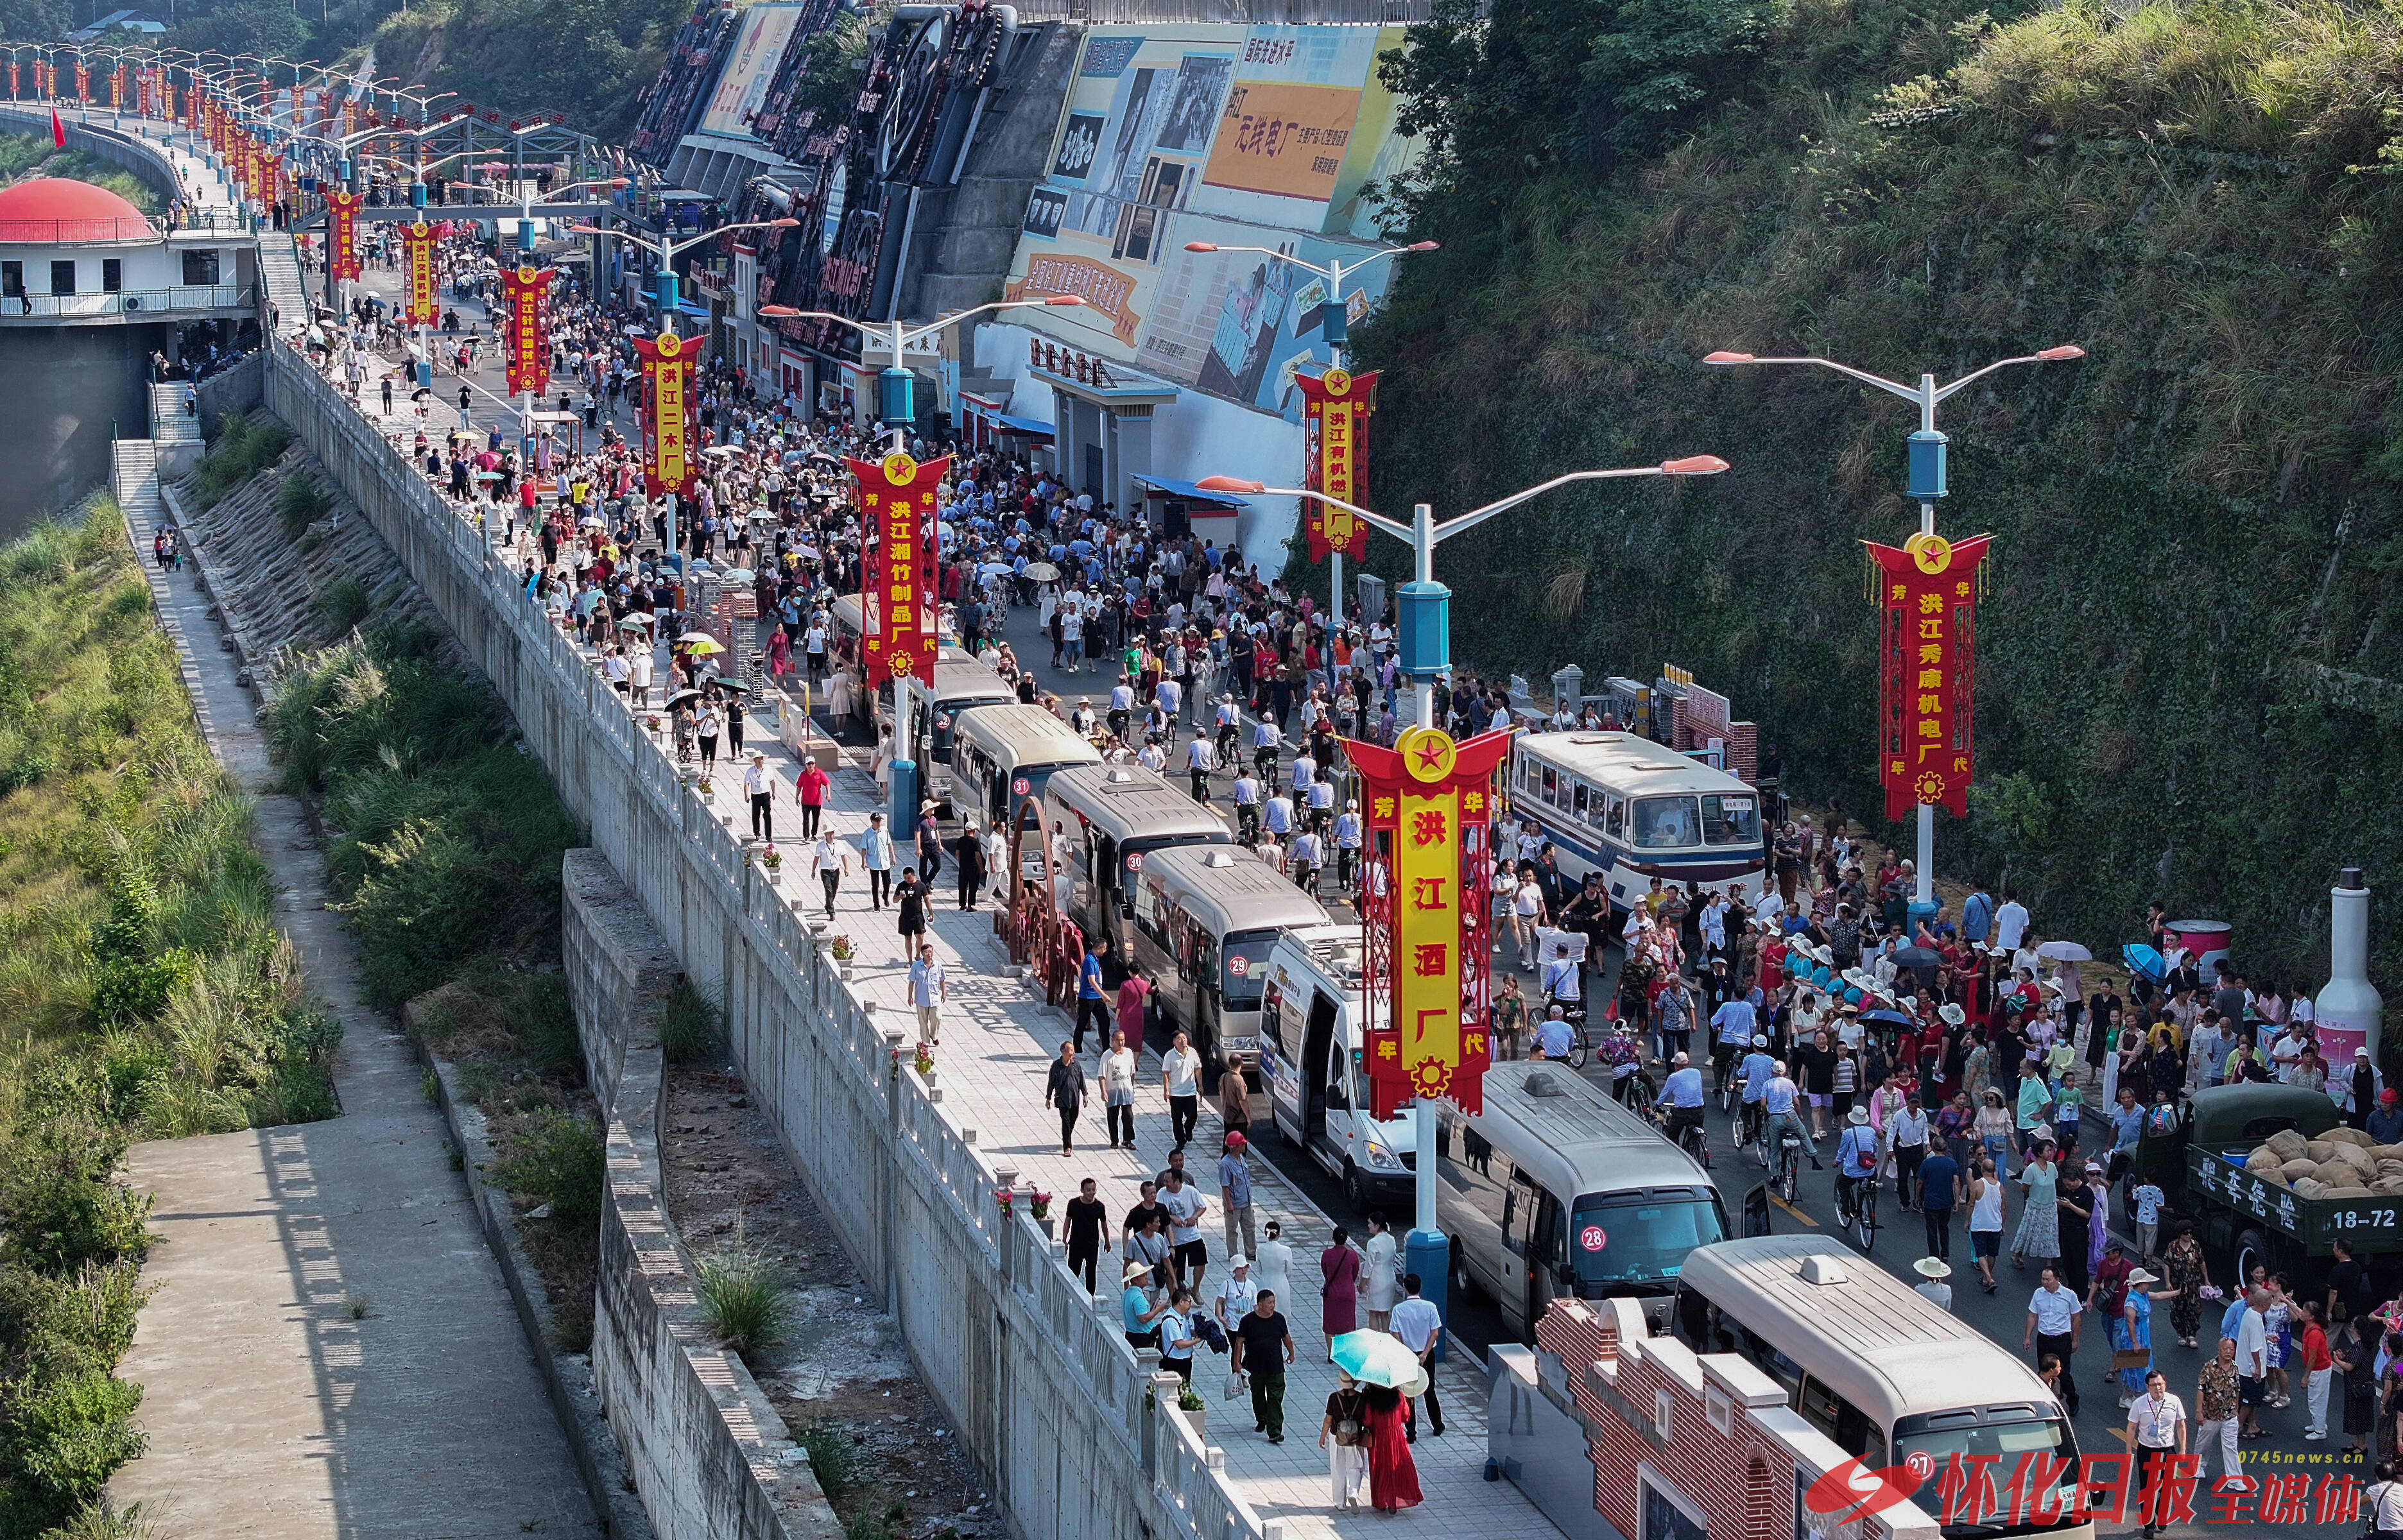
top-left (0, 283), bottom-right (253, 316)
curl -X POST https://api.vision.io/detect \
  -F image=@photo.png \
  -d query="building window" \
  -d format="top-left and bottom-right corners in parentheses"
top-left (49, 260), bottom-right (74, 295)
top-left (1, 262), bottom-right (20, 298)
top-left (101, 259), bottom-right (121, 293)
top-left (182, 248), bottom-right (220, 286)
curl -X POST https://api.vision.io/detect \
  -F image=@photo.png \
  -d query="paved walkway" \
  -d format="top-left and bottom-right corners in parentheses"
top-left (108, 498), bottom-right (598, 1537)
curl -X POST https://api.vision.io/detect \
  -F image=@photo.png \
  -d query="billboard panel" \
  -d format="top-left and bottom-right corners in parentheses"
top-left (1001, 23), bottom-right (1422, 424)
top-left (700, 4), bottom-right (805, 140)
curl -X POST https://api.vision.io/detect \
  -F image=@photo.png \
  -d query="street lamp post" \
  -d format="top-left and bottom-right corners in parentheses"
top-left (1194, 454), bottom-right (1729, 1286)
top-left (1699, 344), bottom-right (2083, 921)
top-left (1182, 239), bottom-right (1436, 637)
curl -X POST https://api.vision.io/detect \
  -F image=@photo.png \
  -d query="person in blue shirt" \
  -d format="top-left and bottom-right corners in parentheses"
top-left (1835, 1106), bottom-right (1880, 1224)
top-left (1074, 941), bottom-right (1110, 1053)
top-left (1962, 884), bottom-right (1995, 946)
top-left (1655, 1052), bottom-right (1707, 1145)
top-left (1737, 1037), bottom-right (1779, 1143)
top-left (1712, 997), bottom-right (1757, 1097)
top-left (1761, 1063), bottom-right (1818, 1167)
top-left (1533, 1006), bottom-right (1575, 1062)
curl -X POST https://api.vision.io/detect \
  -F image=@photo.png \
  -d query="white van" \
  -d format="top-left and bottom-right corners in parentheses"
top-left (1043, 764), bottom-right (1231, 971)
top-left (1128, 846), bottom-right (1331, 1077)
top-left (1259, 927), bottom-right (1420, 1210)
top-left (948, 703), bottom-right (1099, 834)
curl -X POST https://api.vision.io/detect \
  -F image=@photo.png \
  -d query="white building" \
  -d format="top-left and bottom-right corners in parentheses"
top-left (0, 177), bottom-right (254, 323)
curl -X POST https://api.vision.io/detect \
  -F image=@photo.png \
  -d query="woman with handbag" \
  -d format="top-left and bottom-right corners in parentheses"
top-left (1320, 1227), bottom-right (1361, 1353)
top-left (2119, 1267), bottom-right (2181, 1403)
top-left (1320, 1371), bottom-right (1370, 1509)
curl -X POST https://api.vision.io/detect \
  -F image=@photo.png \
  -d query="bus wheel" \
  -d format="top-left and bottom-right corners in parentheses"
top-left (1451, 1242), bottom-right (1475, 1302)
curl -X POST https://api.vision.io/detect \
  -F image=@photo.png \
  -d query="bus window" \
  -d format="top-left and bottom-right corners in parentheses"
top-left (1631, 795), bottom-right (1700, 848)
top-left (1541, 766), bottom-right (1558, 807)
top-left (1572, 781), bottom-right (1590, 821)
top-left (1604, 795), bottom-right (1625, 840)
top-left (1701, 794), bottom-right (1759, 846)
top-left (1799, 1376), bottom-right (1885, 1463)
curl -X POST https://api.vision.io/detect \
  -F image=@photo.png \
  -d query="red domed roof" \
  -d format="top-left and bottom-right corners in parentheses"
top-left (0, 178), bottom-right (154, 241)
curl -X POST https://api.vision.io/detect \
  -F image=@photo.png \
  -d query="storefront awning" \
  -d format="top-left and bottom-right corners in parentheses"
top-left (1134, 474), bottom-right (1248, 509)
top-left (996, 413), bottom-right (1056, 439)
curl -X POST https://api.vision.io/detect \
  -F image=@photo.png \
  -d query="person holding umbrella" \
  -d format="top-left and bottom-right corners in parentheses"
top-left (1329, 1330), bottom-right (1425, 1513)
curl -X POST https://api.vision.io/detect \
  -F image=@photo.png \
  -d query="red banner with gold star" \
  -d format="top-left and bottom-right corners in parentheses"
top-left (400, 221), bottom-right (438, 325)
top-left (1869, 532), bottom-right (1992, 822)
top-left (1348, 726), bottom-right (1512, 1118)
top-left (631, 330), bottom-right (698, 497)
top-left (325, 189), bottom-right (363, 280)
top-left (847, 453), bottom-right (950, 687)
top-left (1295, 367), bottom-right (1377, 561)
top-left (501, 264), bottom-right (549, 397)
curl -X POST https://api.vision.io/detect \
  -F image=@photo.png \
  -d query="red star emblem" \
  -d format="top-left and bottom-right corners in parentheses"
top-left (1412, 741), bottom-right (1446, 771)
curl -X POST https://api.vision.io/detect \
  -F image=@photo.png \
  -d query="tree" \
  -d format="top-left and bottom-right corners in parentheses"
top-left (174, 0), bottom-right (313, 60)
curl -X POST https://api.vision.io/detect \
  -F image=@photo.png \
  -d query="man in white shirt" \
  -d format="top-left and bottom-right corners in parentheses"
top-left (1232, 768), bottom-right (1263, 842)
top-left (908, 943), bottom-right (947, 1045)
top-left (743, 751), bottom-right (775, 839)
top-left (1994, 893), bottom-right (2031, 952)
top-left (2270, 1023), bottom-right (2312, 1084)
top-left (1333, 800), bottom-right (1363, 892)
top-left (2023, 1268), bottom-right (2083, 1416)
top-left (1162, 1029), bottom-right (1203, 1150)
top-left (2128, 1368), bottom-right (2187, 1538)
top-left (1158, 1167), bottom-right (1210, 1288)
top-left (1388, 1274), bottom-right (1445, 1439)
top-left (1262, 791), bottom-right (1295, 839)
top-left (1184, 734), bottom-right (1216, 801)
top-left (809, 831), bottom-right (852, 920)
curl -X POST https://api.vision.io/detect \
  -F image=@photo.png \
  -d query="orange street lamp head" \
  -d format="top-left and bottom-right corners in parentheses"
top-left (757, 305), bottom-right (800, 317)
top-left (1404, 240), bottom-right (1439, 252)
top-left (1661, 455), bottom-right (1730, 475)
top-left (1042, 295), bottom-right (1087, 306)
top-left (1702, 350), bottom-right (1753, 364)
top-left (2037, 345), bottom-right (2085, 361)
top-left (1184, 241), bottom-right (1217, 253)
top-left (1195, 475), bottom-right (1264, 495)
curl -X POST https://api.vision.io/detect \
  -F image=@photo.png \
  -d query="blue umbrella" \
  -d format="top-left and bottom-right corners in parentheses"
top-left (1859, 1008), bottom-right (1917, 1030)
top-left (1331, 1330), bottom-right (1424, 1388)
top-left (2123, 943), bottom-right (2166, 980)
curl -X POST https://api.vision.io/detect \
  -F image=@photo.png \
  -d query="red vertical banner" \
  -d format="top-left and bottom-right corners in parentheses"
top-left (73, 58), bottom-right (86, 105)
top-left (8, 64), bottom-right (18, 101)
top-left (631, 331), bottom-right (698, 497)
top-left (1294, 367), bottom-right (1378, 561)
top-left (109, 64), bottom-right (122, 110)
top-left (288, 83), bottom-right (300, 119)
top-left (1349, 726), bottom-right (1512, 1118)
top-left (844, 453), bottom-right (949, 686)
top-left (325, 189), bottom-right (362, 280)
top-left (1868, 533), bottom-right (1991, 822)
top-left (256, 76), bottom-right (273, 110)
top-left (502, 264), bottom-right (549, 396)
top-left (401, 221), bottom-right (438, 325)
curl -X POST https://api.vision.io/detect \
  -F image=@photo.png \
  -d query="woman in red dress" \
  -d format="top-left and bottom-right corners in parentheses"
top-left (1320, 1228), bottom-right (1361, 1348)
top-left (1361, 1383), bottom-right (1422, 1513)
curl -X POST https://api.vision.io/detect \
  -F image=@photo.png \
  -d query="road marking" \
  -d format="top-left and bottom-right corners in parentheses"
top-left (1770, 1194), bottom-right (1819, 1227)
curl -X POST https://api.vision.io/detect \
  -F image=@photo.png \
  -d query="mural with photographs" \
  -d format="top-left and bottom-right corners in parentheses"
top-left (1001, 23), bottom-right (1422, 425)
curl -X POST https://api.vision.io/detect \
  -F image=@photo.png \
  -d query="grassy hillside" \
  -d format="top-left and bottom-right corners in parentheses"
top-left (0, 506), bottom-right (340, 1538)
top-left (374, 0), bottom-right (682, 142)
top-left (0, 136), bottom-right (162, 216)
top-left (1356, 0), bottom-right (2403, 993)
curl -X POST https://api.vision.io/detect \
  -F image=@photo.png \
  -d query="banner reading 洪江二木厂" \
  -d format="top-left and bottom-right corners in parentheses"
top-left (631, 331), bottom-right (698, 498)
top-left (846, 452), bottom-right (950, 688)
top-left (502, 264), bottom-right (549, 397)
top-left (1295, 368), bottom-right (1377, 562)
top-left (1348, 726), bottom-right (1511, 1118)
top-left (1869, 532), bottom-right (1992, 823)
top-left (401, 221), bottom-right (438, 326)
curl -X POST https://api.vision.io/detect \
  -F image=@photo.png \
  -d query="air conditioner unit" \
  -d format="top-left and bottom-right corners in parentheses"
top-left (123, 296), bottom-right (141, 311)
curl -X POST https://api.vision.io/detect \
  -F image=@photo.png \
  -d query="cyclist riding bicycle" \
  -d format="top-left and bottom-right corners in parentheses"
top-left (1737, 1036), bottom-right (1778, 1145)
top-left (1542, 953), bottom-right (1583, 1022)
top-left (1759, 1062), bottom-right (1818, 1170)
top-left (1834, 1106), bottom-right (1879, 1222)
top-left (1655, 1051), bottom-right (1707, 1145)
top-left (1531, 1005), bottom-right (1576, 1062)
top-left (1710, 994), bottom-right (1758, 1093)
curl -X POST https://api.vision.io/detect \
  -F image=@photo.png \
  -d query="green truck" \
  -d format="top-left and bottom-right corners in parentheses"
top-left (2133, 1082), bottom-right (2403, 1290)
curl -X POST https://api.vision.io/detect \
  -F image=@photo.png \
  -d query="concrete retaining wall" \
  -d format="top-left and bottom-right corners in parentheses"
top-left (261, 341), bottom-right (1289, 1540)
top-left (562, 850), bottom-right (840, 1540)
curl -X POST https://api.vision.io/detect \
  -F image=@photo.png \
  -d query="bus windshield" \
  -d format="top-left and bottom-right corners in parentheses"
top-left (1571, 1194), bottom-right (1727, 1290)
top-left (1223, 930), bottom-right (1280, 1009)
top-left (1892, 1414), bottom-right (2082, 1536)
top-left (1701, 793), bottom-right (1759, 846)
top-left (1631, 795), bottom-right (1701, 849)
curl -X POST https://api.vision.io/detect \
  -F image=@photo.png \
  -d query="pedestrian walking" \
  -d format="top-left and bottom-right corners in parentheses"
top-left (1065, 1177), bottom-right (1106, 1292)
top-left (1912, 1256), bottom-right (1953, 1312)
top-left (1045, 1040), bottom-right (1085, 1156)
top-left (1232, 1290), bottom-right (1296, 1443)
top-left (1361, 1213), bottom-right (1399, 1333)
top-left (2193, 1339), bottom-right (2246, 1491)
top-left (908, 940), bottom-right (947, 1045)
top-left (1102, 1029), bottom-right (1138, 1147)
top-left (744, 751), bottom-right (774, 838)
top-left (1159, 1167), bottom-right (1209, 1290)
top-left (1362, 1383), bottom-right (1422, 1512)
top-left (1320, 1226), bottom-right (1360, 1347)
top-left (955, 818), bottom-right (987, 909)
top-left (1219, 1131), bottom-right (1257, 1260)
top-left (1391, 1273), bottom-right (1445, 1440)
top-left (1162, 1029), bottom-right (1202, 1149)
top-left (1074, 941), bottom-right (1109, 1052)
top-left (797, 758), bottom-right (829, 838)
top-left (2023, 1266), bottom-right (2083, 1416)
top-left (895, 869), bottom-right (928, 956)
top-left (859, 812), bottom-right (895, 909)
top-left (1322, 1371), bottom-right (1370, 1509)
top-left (808, 830), bottom-right (850, 920)
top-left (2128, 1369), bottom-right (2187, 1539)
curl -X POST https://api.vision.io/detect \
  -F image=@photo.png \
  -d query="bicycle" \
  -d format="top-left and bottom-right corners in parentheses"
top-left (1835, 1171), bottom-right (1880, 1251)
top-left (1764, 1124), bottom-right (1801, 1203)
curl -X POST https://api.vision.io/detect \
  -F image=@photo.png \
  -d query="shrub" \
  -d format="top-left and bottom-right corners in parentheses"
top-left (0, 1368), bottom-right (146, 1507)
top-left (313, 576), bottom-right (370, 635)
top-left (0, 1120), bottom-right (153, 1276)
top-left (492, 1109), bottom-right (605, 1231)
top-left (188, 414), bottom-right (289, 509)
top-left (340, 819), bottom-right (524, 1009)
top-left (694, 1244), bottom-right (791, 1360)
top-left (797, 1421), bottom-right (853, 1504)
top-left (277, 473), bottom-right (331, 536)
top-left (656, 979), bottom-right (725, 1065)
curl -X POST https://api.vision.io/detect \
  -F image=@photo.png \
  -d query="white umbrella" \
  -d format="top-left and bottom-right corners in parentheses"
top-left (718, 568), bottom-right (756, 583)
top-left (2033, 941), bottom-right (2092, 963)
top-left (979, 561), bottom-right (1013, 578)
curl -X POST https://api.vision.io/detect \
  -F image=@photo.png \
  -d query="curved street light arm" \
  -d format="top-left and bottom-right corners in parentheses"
top-left (1209, 483), bottom-right (1414, 544)
top-left (1434, 466), bottom-right (1673, 545)
top-left (1932, 352), bottom-right (2064, 403)
top-left (893, 295), bottom-right (1083, 348)
top-left (1738, 354), bottom-right (1922, 406)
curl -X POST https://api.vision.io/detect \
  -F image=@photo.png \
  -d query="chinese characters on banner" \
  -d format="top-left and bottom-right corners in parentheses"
top-left (109, 64), bottom-right (123, 111)
top-left (630, 331), bottom-right (698, 497)
top-left (846, 453), bottom-right (950, 686)
top-left (501, 264), bottom-right (549, 396)
top-left (1869, 532), bottom-right (1992, 822)
top-left (1348, 726), bottom-right (1512, 1117)
top-left (400, 221), bottom-right (438, 325)
top-left (325, 189), bottom-right (363, 280)
top-left (73, 60), bottom-right (86, 105)
top-left (1295, 367), bottom-right (1378, 561)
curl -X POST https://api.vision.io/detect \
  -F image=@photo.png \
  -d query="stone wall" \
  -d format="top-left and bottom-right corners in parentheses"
top-left (261, 341), bottom-right (1289, 1540)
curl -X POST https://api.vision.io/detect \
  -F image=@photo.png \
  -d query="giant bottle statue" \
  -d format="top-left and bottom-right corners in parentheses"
top-left (2314, 868), bottom-right (2382, 1070)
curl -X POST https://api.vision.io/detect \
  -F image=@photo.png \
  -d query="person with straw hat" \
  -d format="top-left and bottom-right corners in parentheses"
top-left (1913, 1256), bottom-right (1954, 1313)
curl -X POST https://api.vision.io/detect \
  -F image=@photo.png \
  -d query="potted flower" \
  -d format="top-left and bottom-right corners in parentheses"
top-left (644, 714), bottom-right (661, 734)
top-left (696, 774), bottom-right (714, 797)
top-left (1175, 1385), bottom-right (1207, 1440)
top-left (1028, 1190), bottom-right (1053, 1221)
top-left (759, 843), bottom-right (782, 875)
top-left (914, 1041), bottom-right (935, 1079)
top-left (994, 1187), bottom-right (1014, 1219)
top-left (828, 934), bottom-right (855, 963)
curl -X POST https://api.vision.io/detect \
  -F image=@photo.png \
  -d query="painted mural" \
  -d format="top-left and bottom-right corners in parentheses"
top-left (1002, 24), bottom-right (1422, 425)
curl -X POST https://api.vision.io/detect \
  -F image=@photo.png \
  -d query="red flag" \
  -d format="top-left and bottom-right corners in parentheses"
top-left (49, 107), bottom-right (63, 148)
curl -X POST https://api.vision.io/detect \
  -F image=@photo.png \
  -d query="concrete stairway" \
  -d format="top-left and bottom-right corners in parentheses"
top-left (254, 230), bottom-right (309, 334)
top-left (112, 438), bottom-right (161, 526)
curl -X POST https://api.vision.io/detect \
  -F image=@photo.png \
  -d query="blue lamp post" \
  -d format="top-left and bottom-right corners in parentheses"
top-left (1196, 454), bottom-right (1730, 1334)
top-left (1701, 344), bottom-right (2085, 920)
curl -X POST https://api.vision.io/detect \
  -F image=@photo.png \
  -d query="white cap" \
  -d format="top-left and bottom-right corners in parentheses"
top-left (1229, 1254), bottom-right (1249, 1268)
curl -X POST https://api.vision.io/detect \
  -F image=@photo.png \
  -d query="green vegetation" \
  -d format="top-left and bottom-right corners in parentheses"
top-left (656, 979), bottom-right (725, 1066)
top-left (192, 415), bottom-right (291, 512)
top-left (375, 0), bottom-right (687, 141)
top-left (278, 474), bottom-right (332, 539)
top-left (0, 506), bottom-right (339, 1537)
top-left (1361, 0), bottom-right (2403, 991)
top-left (694, 1240), bottom-right (791, 1360)
top-left (0, 136), bottom-right (164, 217)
